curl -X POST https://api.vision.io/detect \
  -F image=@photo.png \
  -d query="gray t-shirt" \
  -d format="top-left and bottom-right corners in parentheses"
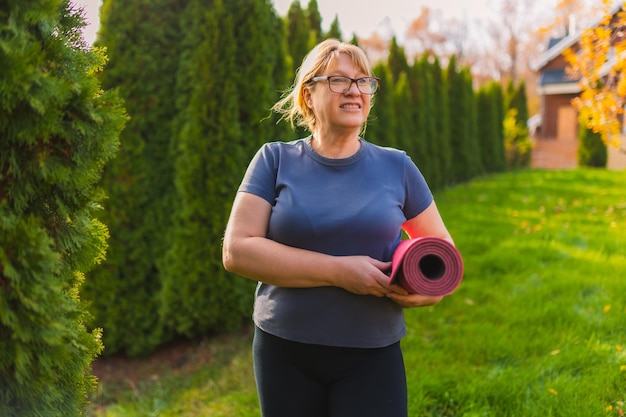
top-left (238, 137), bottom-right (433, 348)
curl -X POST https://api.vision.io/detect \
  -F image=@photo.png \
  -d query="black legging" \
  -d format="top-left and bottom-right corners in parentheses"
top-left (252, 326), bottom-right (408, 417)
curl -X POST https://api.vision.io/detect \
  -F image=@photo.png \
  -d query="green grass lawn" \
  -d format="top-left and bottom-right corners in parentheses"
top-left (88, 168), bottom-right (626, 417)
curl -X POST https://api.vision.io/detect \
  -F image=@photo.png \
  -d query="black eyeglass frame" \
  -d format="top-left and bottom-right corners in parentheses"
top-left (306, 75), bottom-right (380, 95)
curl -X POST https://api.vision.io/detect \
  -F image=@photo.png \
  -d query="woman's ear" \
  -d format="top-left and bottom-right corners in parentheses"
top-left (304, 89), bottom-right (313, 109)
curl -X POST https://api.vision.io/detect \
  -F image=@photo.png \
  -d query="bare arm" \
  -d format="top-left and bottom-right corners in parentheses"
top-left (402, 201), bottom-right (453, 243)
top-left (222, 192), bottom-right (404, 297)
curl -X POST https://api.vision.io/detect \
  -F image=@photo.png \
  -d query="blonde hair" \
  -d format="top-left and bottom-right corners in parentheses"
top-left (272, 39), bottom-right (375, 133)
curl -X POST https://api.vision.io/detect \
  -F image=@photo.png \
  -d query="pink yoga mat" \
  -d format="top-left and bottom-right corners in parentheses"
top-left (389, 237), bottom-right (464, 296)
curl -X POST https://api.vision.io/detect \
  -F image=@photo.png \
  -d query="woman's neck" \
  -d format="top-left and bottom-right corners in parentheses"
top-left (310, 132), bottom-right (361, 159)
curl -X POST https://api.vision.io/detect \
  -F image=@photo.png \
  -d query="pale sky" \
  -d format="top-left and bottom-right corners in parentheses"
top-left (73, 0), bottom-right (101, 44)
top-left (271, 0), bottom-right (496, 40)
top-left (73, 0), bottom-right (497, 45)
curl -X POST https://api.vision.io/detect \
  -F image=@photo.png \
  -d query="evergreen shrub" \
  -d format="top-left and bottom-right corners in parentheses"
top-left (578, 120), bottom-right (607, 168)
top-left (0, 0), bottom-right (126, 415)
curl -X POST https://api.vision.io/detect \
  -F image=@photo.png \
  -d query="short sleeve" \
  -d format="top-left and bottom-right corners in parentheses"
top-left (238, 143), bottom-right (279, 205)
top-left (402, 155), bottom-right (434, 219)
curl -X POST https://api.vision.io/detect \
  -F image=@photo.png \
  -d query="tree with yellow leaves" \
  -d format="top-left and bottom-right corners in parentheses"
top-left (563, 0), bottom-right (626, 149)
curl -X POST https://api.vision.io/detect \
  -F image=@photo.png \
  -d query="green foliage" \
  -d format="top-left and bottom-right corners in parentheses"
top-left (83, 0), bottom-right (187, 356)
top-left (89, 169), bottom-right (626, 417)
top-left (325, 15), bottom-right (343, 40)
top-left (430, 57), bottom-right (452, 189)
top-left (365, 63), bottom-right (395, 146)
top-left (84, 0), bottom-right (286, 356)
top-left (447, 57), bottom-right (483, 182)
top-left (0, 0), bottom-right (126, 414)
top-left (504, 109), bottom-right (533, 168)
top-left (393, 72), bottom-right (416, 157)
top-left (410, 55), bottom-right (437, 187)
top-left (577, 119), bottom-right (607, 168)
top-left (283, 0), bottom-right (320, 138)
top-left (491, 82), bottom-right (506, 171)
top-left (504, 80), bottom-right (531, 169)
top-left (306, 0), bottom-right (322, 43)
top-left (388, 37), bottom-right (409, 82)
top-left (407, 57), bottom-right (434, 185)
top-left (285, 0), bottom-right (311, 75)
top-left (506, 79), bottom-right (529, 126)
top-left (227, 0), bottom-right (289, 145)
top-left (159, 0), bottom-right (256, 340)
top-left (477, 82), bottom-right (506, 173)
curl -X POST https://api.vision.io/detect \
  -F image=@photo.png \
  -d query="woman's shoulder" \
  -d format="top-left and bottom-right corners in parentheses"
top-left (264, 136), bottom-right (308, 147)
top-left (363, 139), bottom-right (409, 161)
top-left (258, 137), bottom-right (308, 154)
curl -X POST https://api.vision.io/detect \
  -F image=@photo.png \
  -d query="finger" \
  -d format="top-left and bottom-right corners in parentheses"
top-left (388, 284), bottom-right (408, 295)
top-left (377, 275), bottom-right (408, 295)
top-left (385, 293), bottom-right (410, 307)
top-left (372, 259), bottom-right (392, 272)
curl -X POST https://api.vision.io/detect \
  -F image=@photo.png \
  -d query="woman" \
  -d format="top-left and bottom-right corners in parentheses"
top-left (222, 38), bottom-right (455, 417)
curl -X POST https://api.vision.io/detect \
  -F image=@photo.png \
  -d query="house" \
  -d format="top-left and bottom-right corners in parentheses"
top-left (532, 3), bottom-right (626, 169)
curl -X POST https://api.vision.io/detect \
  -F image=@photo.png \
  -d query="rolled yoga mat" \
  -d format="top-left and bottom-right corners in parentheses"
top-left (389, 237), bottom-right (464, 296)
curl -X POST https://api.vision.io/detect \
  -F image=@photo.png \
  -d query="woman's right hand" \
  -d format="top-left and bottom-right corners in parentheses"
top-left (333, 256), bottom-right (407, 298)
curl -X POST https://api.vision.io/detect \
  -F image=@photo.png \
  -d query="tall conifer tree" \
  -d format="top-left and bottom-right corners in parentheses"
top-left (491, 82), bottom-right (506, 172)
top-left (306, 0), bottom-right (323, 43)
top-left (284, 1), bottom-right (312, 138)
top-left (286, 1), bottom-right (311, 75)
top-left (84, 0), bottom-right (187, 356)
top-left (0, 0), bottom-right (126, 414)
top-left (394, 73), bottom-right (416, 159)
top-left (447, 57), bottom-right (482, 183)
top-left (388, 37), bottom-right (409, 82)
top-left (477, 86), bottom-right (496, 172)
top-left (325, 15), bottom-right (343, 40)
top-left (431, 57), bottom-right (452, 189)
top-left (160, 0), bottom-right (287, 339)
top-left (477, 82), bottom-right (506, 173)
top-left (504, 80), bottom-right (531, 169)
top-left (162, 0), bottom-right (236, 338)
top-left (464, 67), bottom-right (483, 178)
top-left (227, 0), bottom-right (289, 146)
top-left (410, 56), bottom-right (437, 186)
top-left (366, 63), bottom-right (395, 147)
top-left (508, 80), bottom-right (529, 128)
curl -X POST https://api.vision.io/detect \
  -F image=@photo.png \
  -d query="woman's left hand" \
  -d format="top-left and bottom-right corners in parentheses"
top-left (385, 291), bottom-right (444, 308)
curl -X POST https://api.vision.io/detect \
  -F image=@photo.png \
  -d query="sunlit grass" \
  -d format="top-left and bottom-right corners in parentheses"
top-left (88, 168), bottom-right (626, 417)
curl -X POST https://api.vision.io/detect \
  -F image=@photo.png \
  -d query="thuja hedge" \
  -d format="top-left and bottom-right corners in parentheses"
top-left (84, 0), bottom-right (288, 357)
top-left (0, 0), bottom-right (127, 415)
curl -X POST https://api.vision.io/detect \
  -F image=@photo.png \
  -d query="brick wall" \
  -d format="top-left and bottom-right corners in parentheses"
top-left (531, 137), bottom-right (626, 170)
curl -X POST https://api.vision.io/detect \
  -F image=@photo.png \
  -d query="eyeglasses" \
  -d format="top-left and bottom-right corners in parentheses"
top-left (307, 75), bottom-right (380, 95)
